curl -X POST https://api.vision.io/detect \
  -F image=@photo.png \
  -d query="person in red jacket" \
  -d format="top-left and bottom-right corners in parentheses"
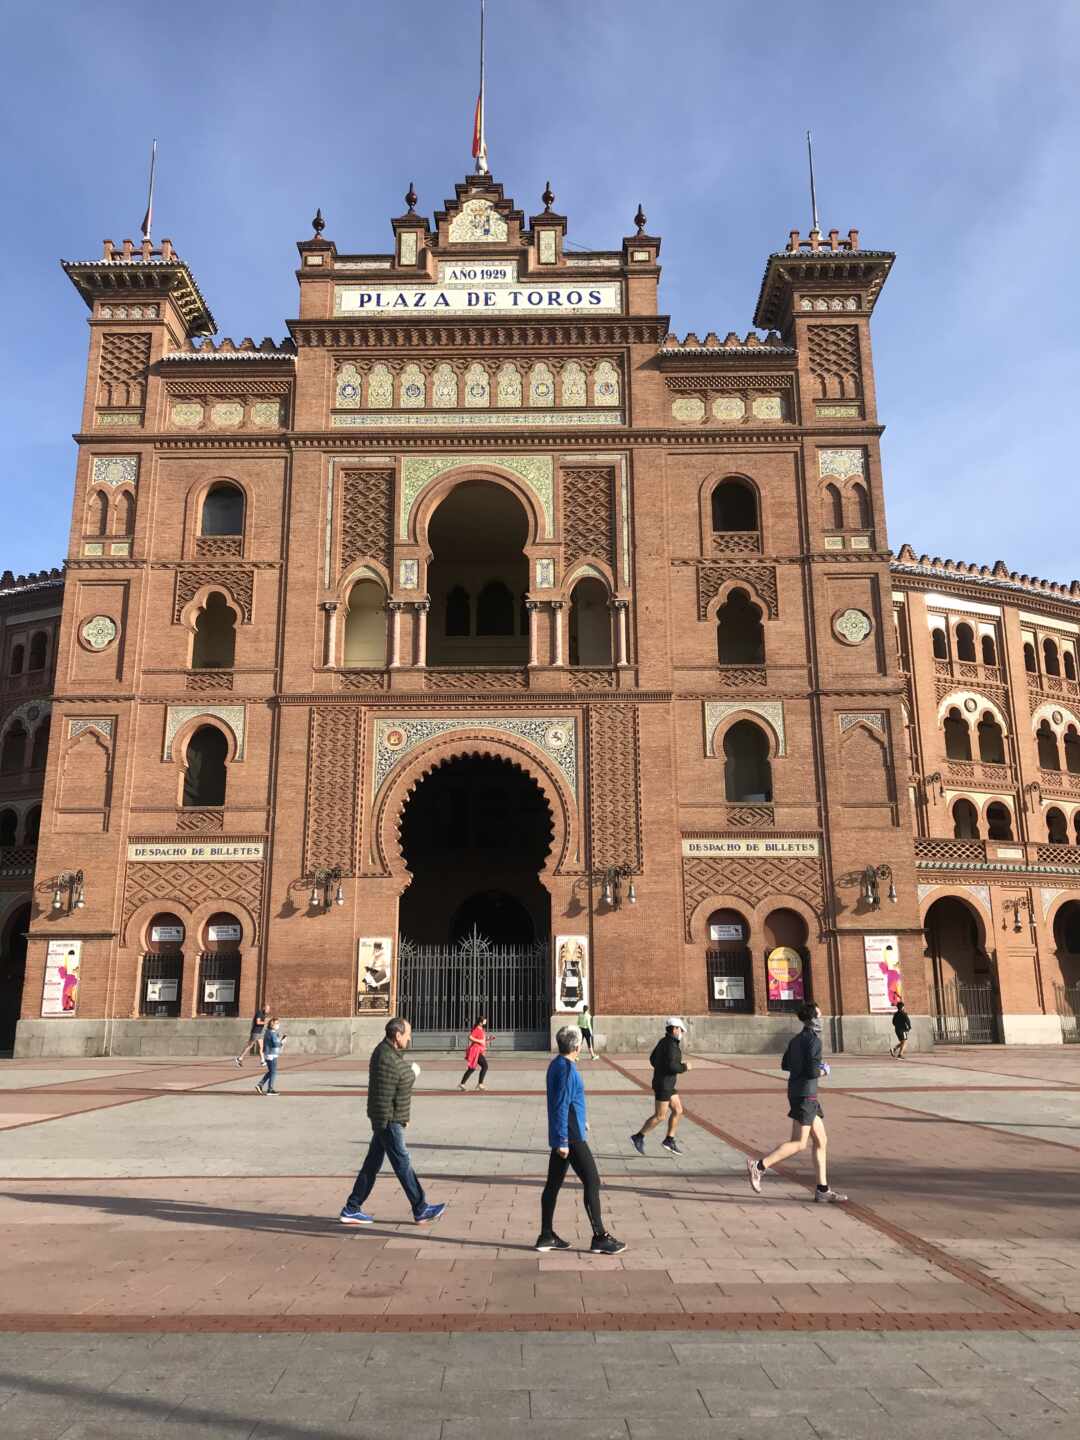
top-left (459, 1014), bottom-right (489, 1091)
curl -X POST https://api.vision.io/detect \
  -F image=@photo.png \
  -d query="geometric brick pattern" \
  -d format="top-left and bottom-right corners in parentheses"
top-left (682, 853), bottom-right (823, 939)
top-left (341, 469), bottom-right (394, 575)
top-left (587, 704), bottom-right (642, 872)
top-left (194, 536), bottom-right (243, 558)
top-left (562, 467), bottom-right (615, 570)
top-left (697, 563), bottom-right (778, 620)
top-left (303, 705), bottom-right (361, 876)
top-left (173, 567), bottom-right (254, 624)
top-left (98, 332), bottom-right (152, 408)
top-left (807, 324), bottom-right (861, 399)
top-left (123, 861), bottom-right (264, 937)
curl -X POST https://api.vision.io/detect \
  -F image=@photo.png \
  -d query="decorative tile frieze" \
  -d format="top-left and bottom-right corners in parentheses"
top-left (332, 409), bottom-right (622, 432)
top-left (373, 715), bottom-right (577, 795)
top-left (400, 454), bottom-right (554, 538)
top-left (819, 448), bottom-right (866, 480)
top-left (704, 700), bottom-right (786, 756)
top-left (68, 716), bottom-right (113, 740)
top-left (839, 711), bottom-right (886, 734)
top-left (92, 455), bottom-right (138, 489)
top-left (163, 704), bottom-right (246, 761)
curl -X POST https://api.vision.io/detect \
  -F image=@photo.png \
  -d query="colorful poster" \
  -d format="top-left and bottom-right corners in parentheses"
top-left (766, 946), bottom-right (805, 1003)
top-left (42, 940), bottom-right (81, 1017)
top-left (357, 937), bottom-right (392, 1013)
top-left (712, 975), bottom-right (746, 1002)
top-left (864, 935), bottom-right (903, 1013)
top-left (554, 935), bottom-right (589, 1013)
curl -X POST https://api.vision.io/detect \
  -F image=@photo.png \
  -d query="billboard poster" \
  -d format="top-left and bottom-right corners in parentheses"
top-left (357, 937), bottom-right (392, 1013)
top-left (766, 946), bottom-right (805, 1003)
top-left (42, 940), bottom-right (81, 1016)
top-left (864, 935), bottom-right (903, 1013)
top-left (554, 935), bottom-right (589, 1013)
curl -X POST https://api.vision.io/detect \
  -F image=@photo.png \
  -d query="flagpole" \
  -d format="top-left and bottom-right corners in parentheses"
top-left (141, 139), bottom-right (158, 243)
top-left (806, 130), bottom-right (819, 235)
top-left (476, 0), bottom-right (488, 175)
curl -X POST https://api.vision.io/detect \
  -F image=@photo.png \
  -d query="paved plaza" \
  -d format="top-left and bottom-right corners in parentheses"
top-left (0, 1044), bottom-right (1078, 1437)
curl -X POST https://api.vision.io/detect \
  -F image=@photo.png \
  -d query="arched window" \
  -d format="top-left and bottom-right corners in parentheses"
top-left (986, 801), bottom-right (1014, 841)
top-left (88, 489), bottom-right (109, 536)
top-left (723, 721), bottom-right (773, 803)
top-left (1075, 813), bottom-right (1080, 848)
top-left (568, 578), bottom-right (612, 666)
top-left (851, 482), bottom-right (871, 529)
top-left (1044, 638), bottom-right (1061, 677)
top-left (705, 908), bottom-right (752, 1014)
top-left (823, 483), bottom-right (843, 529)
top-left (1066, 651), bottom-right (1078, 682)
top-left (476, 580), bottom-right (515, 636)
top-left (932, 629), bottom-right (948, 661)
top-left (977, 713), bottom-right (1005, 765)
top-left (191, 592), bottom-right (236, 670)
top-left (28, 633), bottom-right (47, 671)
top-left (1024, 642), bottom-right (1038, 673)
top-left (445, 586), bottom-right (470, 638)
top-left (1065, 726), bottom-right (1080, 775)
top-left (955, 624), bottom-right (976, 663)
top-left (0, 725), bottom-right (27, 775)
top-left (182, 725), bottom-right (228, 808)
top-left (0, 810), bottom-right (16, 847)
top-left (1047, 807), bottom-right (1069, 845)
top-left (30, 719), bottom-right (50, 771)
top-left (981, 633), bottom-right (997, 667)
top-left (711, 479), bottom-right (758, 534)
top-left (1037, 720), bottom-right (1061, 771)
top-left (952, 798), bottom-right (980, 839)
top-left (716, 588), bottom-right (765, 666)
top-left (118, 490), bottom-right (135, 536)
top-left (200, 482), bottom-right (245, 537)
top-left (9, 644), bottom-right (24, 676)
top-left (23, 805), bottom-right (41, 844)
top-left (343, 579), bottom-right (387, 667)
top-left (943, 708), bottom-right (972, 761)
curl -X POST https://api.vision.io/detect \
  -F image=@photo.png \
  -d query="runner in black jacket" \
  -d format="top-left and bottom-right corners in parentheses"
top-left (630, 1017), bottom-right (691, 1156)
top-left (746, 1002), bottom-right (847, 1203)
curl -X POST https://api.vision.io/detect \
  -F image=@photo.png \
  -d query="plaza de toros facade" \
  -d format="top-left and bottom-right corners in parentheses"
top-left (8, 172), bottom-right (1080, 1056)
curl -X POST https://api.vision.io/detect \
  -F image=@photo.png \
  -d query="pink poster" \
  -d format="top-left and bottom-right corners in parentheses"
top-left (766, 947), bottom-right (804, 1002)
top-left (42, 940), bottom-right (81, 1017)
top-left (864, 934), bottom-right (903, 1012)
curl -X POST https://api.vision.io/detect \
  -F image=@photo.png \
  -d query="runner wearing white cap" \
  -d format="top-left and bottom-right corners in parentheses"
top-left (630, 1017), bottom-right (691, 1156)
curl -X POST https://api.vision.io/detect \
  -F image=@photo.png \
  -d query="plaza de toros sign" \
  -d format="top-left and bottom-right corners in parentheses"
top-left (334, 261), bottom-right (622, 317)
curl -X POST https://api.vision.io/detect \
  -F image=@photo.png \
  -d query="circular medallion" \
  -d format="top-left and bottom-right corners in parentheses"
top-left (535, 383), bottom-right (552, 398)
top-left (544, 724), bottom-right (570, 752)
top-left (468, 383), bottom-right (486, 399)
top-left (597, 381), bottom-right (615, 396)
top-left (963, 698), bottom-right (978, 714)
top-left (384, 726), bottom-right (407, 751)
top-left (338, 382), bottom-right (360, 402)
top-left (81, 615), bottom-right (117, 651)
top-left (1052, 709), bottom-right (1064, 725)
top-left (833, 608), bottom-right (872, 646)
top-left (405, 383), bottom-right (422, 399)
top-left (27, 705), bottom-right (40, 723)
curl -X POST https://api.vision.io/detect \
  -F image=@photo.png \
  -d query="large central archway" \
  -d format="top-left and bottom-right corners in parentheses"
top-left (397, 754), bottom-right (553, 1044)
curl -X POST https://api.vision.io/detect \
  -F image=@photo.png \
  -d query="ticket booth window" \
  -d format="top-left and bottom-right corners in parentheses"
top-left (141, 913), bottom-right (184, 1017)
top-left (705, 909), bottom-right (753, 1014)
top-left (198, 911), bottom-right (242, 1017)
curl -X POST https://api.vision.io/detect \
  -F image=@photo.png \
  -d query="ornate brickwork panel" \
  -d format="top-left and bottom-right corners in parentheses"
top-left (562, 467), bottom-right (615, 569)
top-left (185, 672), bottom-right (234, 692)
top-left (373, 715), bottom-right (578, 796)
top-left (338, 670), bottom-right (389, 691)
top-left (304, 706), bottom-right (361, 875)
top-left (567, 669), bottom-right (617, 690)
top-left (697, 564), bottom-right (778, 620)
top-left (425, 670), bottom-right (529, 691)
top-left (724, 805), bottom-right (775, 828)
top-left (682, 855), bottom-right (823, 939)
top-left (175, 808), bottom-right (225, 832)
top-left (716, 666), bottom-right (767, 689)
top-left (194, 536), bottom-right (243, 559)
top-left (341, 469), bottom-right (394, 574)
top-left (173, 566), bottom-right (253, 624)
top-left (807, 325), bottom-right (861, 399)
top-left (587, 706), bottom-right (642, 872)
top-left (123, 861), bottom-right (264, 937)
top-left (934, 676), bottom-right (1011, 715)
top-left (98, 332), bottom-right (152, 408)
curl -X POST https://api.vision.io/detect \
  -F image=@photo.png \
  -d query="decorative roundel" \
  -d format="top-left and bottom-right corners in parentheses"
top-left (832, 608), bottom-right (872, 646)
top-left (1052, 709), bottom-right (1064, 726)
top-left (339, 382), bottom-right (360, 401)
top-left (468, 383), bottom-right (486, 399)
top-left (405, 383), bottom-right (423, 399)
top-left (80, 615), bottom-right (118, 651)
top-left (384, 726), bottom-right (407, 751)
top-left (963, 698), bottom-right (978, 714)
top-left (534, 382), bottom-right (552, 398)
top-left (544, 724), bottom-right (570, 752)
top-left (597, 381), bottom-right (616, 396)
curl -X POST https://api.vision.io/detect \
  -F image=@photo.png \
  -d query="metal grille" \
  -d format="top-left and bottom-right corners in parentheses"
top-left (1054, 983), bottom-right (1080, 1044)
top-left (140, 953), bottom-right (183, 1018)
top-left (932, 980), bottom-right (999, 1044)
top-left (197, 952), bottom-right (241, 1017)
top-left (398, 927), bottom-right (548, 1047)
top-left (705, 949), bottom-right (753, 1013)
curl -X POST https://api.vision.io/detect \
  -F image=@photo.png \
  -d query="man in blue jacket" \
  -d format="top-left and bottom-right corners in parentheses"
top-left (535, 1026), bottom-right (626, 1254)
top-left (746, 1002), bottom-right (848, 1204)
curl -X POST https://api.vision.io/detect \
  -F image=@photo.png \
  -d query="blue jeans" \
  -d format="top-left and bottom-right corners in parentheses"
top-left (258, 1056), bottom-right (278, 1091)
top-left (347, 1122), bottom-right (426, 1216)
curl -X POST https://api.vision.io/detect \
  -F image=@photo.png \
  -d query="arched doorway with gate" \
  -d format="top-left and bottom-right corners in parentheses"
top-left (395, 753), bottom-right (555, 1046)
top-left (924, 894), bottom-right (1000, 1043)
top-left (0, 902), bottom-right (31, 1051)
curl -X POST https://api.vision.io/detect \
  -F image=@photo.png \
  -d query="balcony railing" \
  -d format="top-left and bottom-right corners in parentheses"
top-left (712, 530), bottom-right (761, 555)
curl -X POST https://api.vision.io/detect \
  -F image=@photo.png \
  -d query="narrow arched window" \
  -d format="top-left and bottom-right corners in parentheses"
top-left (191, 593), bottom-right (237, 670)
top-left (851, 481), bottom-right (871, 529)
top-left (89, 489), bottom-right (109, 536)
top-left (1044, 638), bottom-right (1061, 676)
top-left (955, 624), bottom-right (976, 663)
top-left (932, 629), bottom-right (948, 661)
top-left (977, 714), bottom-right (1005, 765)
top-left (118, 490), bottom-right (135, 536)
top-left (952, 798), bottom-right (980, 839)
top-left (986, 801), bottom-right (1014, 841)
top-left (1, 725), bottom-right (27, 775)
top-left (28, 633), bottom-right (47, 671)
top-left (0, 809), bottom-right (16, 846)
top-left (716, 589), bottom-right (765, 665)
top-left (711, 479), bottom-right (758, 534)
top-left (1047, 807), bottom-right (1069, 845)
top-left (343, 579), bottom-right (387, 666)
top-left (1024, 642), bottom-right (1037, 673)
top-left (182, 726), bottom-right (228, 808)
top-left (569, 578), bottom-right (613, 666)
top-left (30, 719), bottom-right (50, 771)
top-left (1066, 651), bottom-right (1077, 682)
top-left (1037, 720), bottom-right (1061, 771)
top-left (981, 634), bottom-right (997, 667)
top-left (1065, 727), bottom-right (1080, 775)
top-left (9, 644), bottom-right (24, 676)
top-left (824, 483), bottom-right (843, 529)
top-left (723, 721), bottom-right (773, 803)
top-left (23, 805), bottom-right (41, 844)
top-left (445, 586), bottom-right (470, 637)
top-left (943, 708), bottom-right (972, 761)
top-left (200, 482), bottom-right (245, 537)
top-left (476, 580), bottom-right (515, 636)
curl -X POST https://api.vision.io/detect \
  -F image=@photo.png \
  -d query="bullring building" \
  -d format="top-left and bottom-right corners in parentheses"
top-left (6, 171), bottom-right (1080, 1055)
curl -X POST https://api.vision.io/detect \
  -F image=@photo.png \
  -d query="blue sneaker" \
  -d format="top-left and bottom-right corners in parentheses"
top-left (339, 1205), bottom-right (374, 1225)
top-left (630, 1133), bottom-right (645, 1155)
top-left (414, 1202), bottom-right (447, 1225)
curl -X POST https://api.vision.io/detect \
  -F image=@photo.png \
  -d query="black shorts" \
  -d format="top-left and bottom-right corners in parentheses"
top-left (652, 1087), bottom-right (677, 1104)
top-left (788, 1096), bottom-right (823, 1127)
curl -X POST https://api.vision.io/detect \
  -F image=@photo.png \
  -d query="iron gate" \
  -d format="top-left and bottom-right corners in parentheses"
top-left (397, 926), bottom-right (549, 1048)
top-left (1054, 983), bottom-right (1080, 1044)
top-left (932, 980), bottom-right (999, 1044)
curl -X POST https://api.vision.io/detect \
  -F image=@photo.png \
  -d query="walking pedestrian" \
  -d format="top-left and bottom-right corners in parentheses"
top-left (630, 1017), bottom-right (691, 1156)
top-left (746, 1002), bottom-right (847, 1203)
top-left (339, 1017), bottom-right (447, 1227)
top-left (535, 1026), bottom-right (626, 1254)
top-left (890, 999), bottom-right (912, 1058)
top-left (254, 1017), bottom-right (285, 1094)
top-left (235, 1005), bottom-right (268, 1066)
top-left (459, 1014), bottom-right (489, 1090)
top-left (578, 1004), bottom-right (595, 1057)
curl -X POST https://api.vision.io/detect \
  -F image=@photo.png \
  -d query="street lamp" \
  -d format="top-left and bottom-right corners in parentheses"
top-left (1002, 897), bottom-right (1028, 933)
top-left (51, 870), bottom-right (85, 914)
top-left (598, 866), bottom-right (637, 910)
top-left (861, 864), bottom-right (897, 910)
top-left (308, 865), bottom-right (345, 911)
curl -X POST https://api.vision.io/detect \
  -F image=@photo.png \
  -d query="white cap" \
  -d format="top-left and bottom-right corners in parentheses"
top-left (666, 1017), bottom-right (688, 1032)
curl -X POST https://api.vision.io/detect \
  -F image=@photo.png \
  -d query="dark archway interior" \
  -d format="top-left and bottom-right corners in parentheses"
top-left (398, 754), bottom-right (553, 945)
top-left (924, 896), bottom-right (989, 987)
top-left (0, 903), bottom-right (31, 1050)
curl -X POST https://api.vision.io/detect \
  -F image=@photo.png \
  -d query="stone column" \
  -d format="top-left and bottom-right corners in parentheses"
top-left (526, 601), bottom-right (542, 667)
top-left (414, 600), bottom-right (429, 668)
top-left (388, 601), bottom-right (405, 668)
top-left (613, 599), bottom-right (630, 667)
top-left (320, 602), bottom-right (339, 667)
top-left (551, 601), bottom-right (565, 667)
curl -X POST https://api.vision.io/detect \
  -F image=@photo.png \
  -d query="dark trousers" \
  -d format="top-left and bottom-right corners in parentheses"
top-left (540, 1139), bottom-right (604, 1237)
top-left (257, 1056), bottom-right (278, 1091)
top-left (580, 1028), bottom-right (594, 1053)
top-left (347, 1122), bottom-right (426, 1216)
top-left (460, 1054), bottom-right (489, 1087)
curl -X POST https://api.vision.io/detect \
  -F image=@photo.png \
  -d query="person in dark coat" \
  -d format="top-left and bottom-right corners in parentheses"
top-left (630, 1017), bottom-right (691, 1157)
top-left (746, 1002), bottom-right (847, 1204)
top-left (890, 999), bottom-right (912, 1058)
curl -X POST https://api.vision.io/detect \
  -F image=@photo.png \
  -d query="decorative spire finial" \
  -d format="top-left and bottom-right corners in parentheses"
top-left (634, 203), bottom-right (647, 235)
top-left (405, 182), bottom-right (417, 214)
top-left (311, 208), bottom-right (326, 237)
top-left (542, 180), bottom-right (554, 213)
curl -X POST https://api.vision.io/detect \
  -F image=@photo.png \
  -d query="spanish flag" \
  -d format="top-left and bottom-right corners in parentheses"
top-left (472, 90), bottom-right (487, 173)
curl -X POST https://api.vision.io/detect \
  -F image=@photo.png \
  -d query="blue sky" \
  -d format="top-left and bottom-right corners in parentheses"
top-left (2, 2), bottom-right (1078, 579)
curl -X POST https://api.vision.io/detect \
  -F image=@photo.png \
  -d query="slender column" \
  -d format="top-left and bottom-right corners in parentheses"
top-left (414, 600), bottom-right (430, 668)
top-left (388, 601), bottom-right (405, 668)
top-left (526, 600), bottom-right (542, 667)
top-left (551, 601), bottom-right (565, 667)
top-left (320, 602), bottom-right (338, 667)
top-left (613, 599), bottom-right (630, 667)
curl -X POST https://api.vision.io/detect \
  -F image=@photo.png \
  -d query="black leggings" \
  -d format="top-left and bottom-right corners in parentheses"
top-left (540, 1139), bottom-right (604, 1237)
top-left (580, 1029), bottom-right (594, 1053)
top-left (460, 1054), bottom-right (489, 1087)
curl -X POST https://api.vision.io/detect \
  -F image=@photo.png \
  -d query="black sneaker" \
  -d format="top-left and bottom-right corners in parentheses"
top-left (534, 1232), bottom-right (572, 1252)
top-left (661, 1137), bottom-right (683, 1156)
top-left (629, 1133), bottom-right (645, 1155)
top-left (590, 1233), bottom-right (627, 1256)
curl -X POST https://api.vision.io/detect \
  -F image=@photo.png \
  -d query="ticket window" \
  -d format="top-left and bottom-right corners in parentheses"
top-left (705, 909), bottom-right (753, 1014)
top-left (141, 913), bottom-right (185, 1018)
top-left (198, 912), bottom-right (242, 1018)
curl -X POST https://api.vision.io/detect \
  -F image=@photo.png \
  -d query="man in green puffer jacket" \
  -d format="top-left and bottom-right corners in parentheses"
top-left (339, 1017), bottom-right (447, 1226)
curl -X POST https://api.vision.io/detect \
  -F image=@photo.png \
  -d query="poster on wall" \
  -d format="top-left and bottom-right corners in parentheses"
top-left (864, 934), bottom-right (903, 1013)
top-left (357, 937), bottom-right (392, 1013)
top-left (207, 924), bottom-right (241, 944)
top-left (709, 923), bottom-right (744, 942)
top-left (766, 947), bottom-right (805, 1003)
top-left (554, 935), bottom-right (589, 1013)
top-left (150, 925), bottom-right (184, 944)
top-left (712, 975), bottom-right (746, 1002)
top-left (41, 940), bottom-right (81, 1017)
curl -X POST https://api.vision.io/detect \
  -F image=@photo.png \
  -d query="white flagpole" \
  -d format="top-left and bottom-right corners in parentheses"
top-left (141, 139), bottom-right (158, 243)
top-left (476, 0), bottom-right (488, 175)
top-left (806, 130), bottom-right (820, 235)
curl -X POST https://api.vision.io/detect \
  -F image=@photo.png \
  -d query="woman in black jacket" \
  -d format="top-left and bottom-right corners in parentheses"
top-left (630, 1017), bottom-right (691, 1156)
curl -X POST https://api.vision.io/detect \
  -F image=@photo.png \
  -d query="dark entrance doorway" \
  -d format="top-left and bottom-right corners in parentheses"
top-left (0, 903), bottom-right (31, 1051)
top-left (397, 754), bottom-right (553, 1046)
